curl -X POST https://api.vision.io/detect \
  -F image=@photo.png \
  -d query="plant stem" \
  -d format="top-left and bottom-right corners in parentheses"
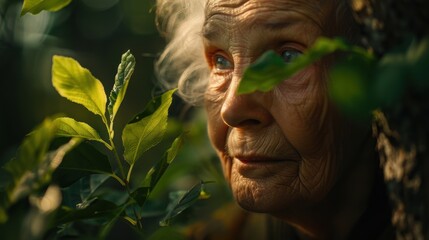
top-left (110, 138), bottom-right (126, 181)
top-left (110, 173), bottom-right (126, 186)
top-left (132, 205), bottom-right (143, 229)
top-left (126, 163), bottom-right (135, 183)
top-left (102, 115), bottom-right (127, 182)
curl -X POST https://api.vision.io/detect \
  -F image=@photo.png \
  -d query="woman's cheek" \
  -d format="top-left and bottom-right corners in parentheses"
top-left (273, 66), bottom-right (330, 157)
top-left (204, 80), bottom-right (231, 166)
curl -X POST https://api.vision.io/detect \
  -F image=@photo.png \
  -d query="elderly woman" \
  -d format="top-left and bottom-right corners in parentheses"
top-left (156, 0), bottom-right (392, 239)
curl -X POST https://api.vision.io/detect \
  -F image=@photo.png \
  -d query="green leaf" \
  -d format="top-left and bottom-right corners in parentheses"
top-left (108, 50), bottom-right (136, 123)
top-left (130, 187), bottom-right (150, 206)
top-left (159, 182), bottom-right (205, 226)
top-left (3, 119), bottom-right (81, 206)
top-left (21, 0), bottom-right (72, 16)
top-left (143, 135), bottom-right (184, 189)
top-left (61, 174), bottom-right (111, 210)
top-left (55, 199), bottom-right (118, 224)
top-left (238, 37), bottom-right (373, 94)
top-left (4, 118), bottom-right (56, 187)
top-left (53, 142), bottom-right (113, 187)
top-left (98, 203), bottom-right (128, 239)
top-left (53, 117), bottom-right (111, 149)
top-left (78, 174), bottom-right (112, 207)
top-left (328, 55), bottom-right (376, 119)
top-left (122, 89), bottom-right (176, 165)
top-left (52, 55), bottom-right (107, 119)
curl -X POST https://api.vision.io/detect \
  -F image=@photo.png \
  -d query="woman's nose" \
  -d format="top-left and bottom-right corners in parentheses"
top-left (220, 80), bottom-right (273, 129)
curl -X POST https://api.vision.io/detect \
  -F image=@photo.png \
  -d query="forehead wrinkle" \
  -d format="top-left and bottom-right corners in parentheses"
top-left (203, 0), bottom-right (328, 42)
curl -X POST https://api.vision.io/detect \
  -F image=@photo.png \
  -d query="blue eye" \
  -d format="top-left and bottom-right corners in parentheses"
top-left (281, 49), bottom-right (302, 63)
top-left (213, 54), bottom-right (233, 70)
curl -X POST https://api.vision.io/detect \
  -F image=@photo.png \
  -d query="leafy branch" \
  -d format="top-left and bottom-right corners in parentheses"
top-left (0, 50), bottom-right (209, 239)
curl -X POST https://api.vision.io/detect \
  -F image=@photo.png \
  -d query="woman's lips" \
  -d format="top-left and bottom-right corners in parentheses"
top-left (232, 156), bottom-right (299, 179)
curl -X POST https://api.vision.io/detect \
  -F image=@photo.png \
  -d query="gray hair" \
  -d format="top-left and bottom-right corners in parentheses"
top-left (155, 0), bottom-right (208, 105)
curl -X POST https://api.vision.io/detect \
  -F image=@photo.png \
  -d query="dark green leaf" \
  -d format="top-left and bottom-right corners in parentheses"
top-left (21, 0), bottom-right (72, 16)
top-left (108, 50), bottom-right (136, 123)
top-left (122, 89), bottom-right (176, 165)
top-left (3, 119), bottom-right (80, 205)
top-left (159, 182), bottom-right (204, 226)
top-left (328, 55), bottom-right (376, 119)
top-left (130, 187), bottom-right (150, 206)
top-left (54, 141), bottom-right (112, 181)
top-left (238, 37), bottom-right (373, 94)
top-left (55, 199), bottom-right (118, 224)
top-left (61, 174), bottom-right (112, 211)
top-left (143, 135), bottom-right (184, 189)
top-left (98, 204), bottom-right (128, 239)
top-left (79, 174), bottom-right (111, 206)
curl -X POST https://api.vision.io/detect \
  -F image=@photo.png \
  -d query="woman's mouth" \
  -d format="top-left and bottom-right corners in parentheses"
top-left (232, 155), bottom-right (299, 179)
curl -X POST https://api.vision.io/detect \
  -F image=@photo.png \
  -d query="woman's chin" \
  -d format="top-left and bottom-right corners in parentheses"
top-left (229, 159), bottom-right (301, 213)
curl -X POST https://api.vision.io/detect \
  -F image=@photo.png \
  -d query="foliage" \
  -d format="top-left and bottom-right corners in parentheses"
top-left (237, 37), bottom-right (372, 95)
top-left (0, 51), bottom-right (208, 239)
top-left (21, 0), bottom-right (72, 16)
top-left (239, 36), bottom-right (429, 119)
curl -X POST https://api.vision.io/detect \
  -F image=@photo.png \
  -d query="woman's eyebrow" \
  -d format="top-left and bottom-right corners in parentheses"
top-left (202, 25), bottom-right (217, 40)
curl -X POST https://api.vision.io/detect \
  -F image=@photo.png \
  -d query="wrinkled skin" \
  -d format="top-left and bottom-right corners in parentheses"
top-left (202, 0), bottom-right (377, 238)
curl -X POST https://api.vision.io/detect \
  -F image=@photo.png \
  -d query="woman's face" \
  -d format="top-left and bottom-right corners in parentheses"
top-left (203, 0), bottom-right (369, 215)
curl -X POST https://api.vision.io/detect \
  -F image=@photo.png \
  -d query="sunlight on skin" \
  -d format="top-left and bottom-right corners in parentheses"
top-left (202, 0), bottom-right (377, 239)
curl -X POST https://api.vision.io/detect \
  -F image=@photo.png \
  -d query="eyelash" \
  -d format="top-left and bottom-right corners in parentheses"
top-left (280, 48), bottom-right (302, 63)
top-left (211, 53), bottom-right (233, 72)
top-left (208, 45), bottom-right (303, 73)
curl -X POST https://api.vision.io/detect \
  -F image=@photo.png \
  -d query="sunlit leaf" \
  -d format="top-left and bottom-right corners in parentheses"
top-left (53, 117), bottom-right (111, 149)
top-left (108, 50), bottom-right (135, 123)
top-left (143, 135), bottom-right (184, 189)
top-left (21, 0), bottom-right (72, 16)
top-left (52, 55), bottom-right (107, 119)
top-left (122, 89), bottom-right (176, 165)
top-left (159, 182), bottom-right (204, 226)
top-left (238, 37), bottom-right (373, 94)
